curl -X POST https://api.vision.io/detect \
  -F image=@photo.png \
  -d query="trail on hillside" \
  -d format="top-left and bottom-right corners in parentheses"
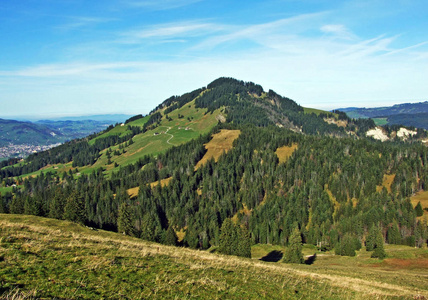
top-left (164, 127), bottom-right (174, 145)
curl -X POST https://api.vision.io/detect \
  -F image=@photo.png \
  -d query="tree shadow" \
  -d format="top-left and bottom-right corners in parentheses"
top-left (304, 253), bottom-right (317, 265)
top-left (260, 250), bottom-right (283, 262)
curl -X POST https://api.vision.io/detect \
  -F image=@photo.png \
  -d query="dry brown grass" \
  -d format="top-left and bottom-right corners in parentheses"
top-left (376, 174), bottom-right (396, 193)
top-left (275, 143), bottom-right (298, 163)
top-left (195, 129), bottom-right (241, 170)
top-left (126, 177), bottom-right (172, 198)
top-left (410, 190), bottom-right (428, 219)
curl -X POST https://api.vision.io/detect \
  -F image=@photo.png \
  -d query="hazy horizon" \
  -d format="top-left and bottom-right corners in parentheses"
top-left (1, 0), bottom-right (427, 117)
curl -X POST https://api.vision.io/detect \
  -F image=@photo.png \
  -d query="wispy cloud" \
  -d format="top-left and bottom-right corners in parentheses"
top-left (56, 16), bottom-right (116, 31)
top-left (121, 21), bottom-right (223, 42)
top-left (125, 0), bottom-right (202, 10)
top-left (320, 24), bottom-right (356, 40)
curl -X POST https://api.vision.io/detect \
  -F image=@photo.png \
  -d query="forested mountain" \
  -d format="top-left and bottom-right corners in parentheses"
top-left (0, 118), bottom-right (61, 147)
top-left (337, 101), bottom-right (428, 129)
top-left (0, 118), bottom-right (124, 148)
top-left (1, 77), bottom-right (427, 258)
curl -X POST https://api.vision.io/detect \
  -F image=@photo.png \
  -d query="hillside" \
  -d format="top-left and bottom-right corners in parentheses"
top-left (0, 118), bottom-right (61, 147)
top-left (0, 117), bottom-right (128, 160)
top-left (336, 101), bottom-right (428, 129)
top-left (1, 214), bottom-right (427, 299)
top-left (0, 77), bottom-right (427, 297)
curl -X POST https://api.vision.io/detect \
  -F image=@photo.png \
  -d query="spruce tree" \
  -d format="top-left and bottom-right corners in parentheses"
top-left (283, 227), bottom-right (304, 264)
top-left (165, 226), bottom-right (178, 246)
top-left (335, 233), bottom-right (356, 257)
top-left (218, 219), bottom-right (235, 255)
top-left (236, 225), bottom-right (252, 258)
top-left (415, 201), bottom-right (424, 217)
top-left (371, 228), bottom-right (386, 259)
top-left (366, 225), bottom-right (377, 251)
top-left (387, 221), bottom-right (401, 245)
top-left (117, 203), bottom-right (135, 236)
top-left (63, 191), bottom-right (86, 224)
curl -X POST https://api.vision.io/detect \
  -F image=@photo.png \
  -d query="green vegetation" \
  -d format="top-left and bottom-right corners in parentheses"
top-left (372, 117), bottom-right (388, 126)
top-left (0, 77), bottom-right (427, 297)
top-left (283, 227), bottom-right (304, 263)
top-left (1, 215), bottom-right (427, 299)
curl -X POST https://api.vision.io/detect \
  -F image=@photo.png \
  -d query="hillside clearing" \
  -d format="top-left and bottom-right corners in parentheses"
top-left (410, 190), bottom-right (428, 218)
top-left (275, 143), bottom-right (298, 163)
top-left (195, 129), bottom-right (241, 170)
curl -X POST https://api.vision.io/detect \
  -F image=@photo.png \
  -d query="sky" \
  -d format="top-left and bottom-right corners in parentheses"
top-left (1, 0), bottom-right (428, 119)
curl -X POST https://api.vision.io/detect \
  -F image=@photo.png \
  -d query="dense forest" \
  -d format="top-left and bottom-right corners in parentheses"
top-left (0, 77), bottom-right (427, 257)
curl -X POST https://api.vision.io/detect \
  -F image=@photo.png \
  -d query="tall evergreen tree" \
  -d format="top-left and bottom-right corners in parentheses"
top-left (63, 191), bottom-right (86, 224)
top-left (415, 201), bottom-right (424, 217)
top-left (283, 227), bottom-right (304, 264)
top-left (218, 219), bottom-right (236, 255)
top-left (165, 226), bottom-right (178, 246)
top-left (371, 227), bottom-right (386, 259)
top-left (117, 203), bottom-right (135, 236)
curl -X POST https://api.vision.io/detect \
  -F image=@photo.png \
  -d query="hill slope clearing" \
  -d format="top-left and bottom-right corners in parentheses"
top-left (1, 215), bottom-right (427, 299)
top-left (195, 129), bottom-right (241, 170)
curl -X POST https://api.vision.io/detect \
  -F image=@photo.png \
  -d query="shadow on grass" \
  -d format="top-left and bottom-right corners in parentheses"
top-left (260, 250), bottom-right (283, 262)
top-left (305, 253), bottom-right (317, 265)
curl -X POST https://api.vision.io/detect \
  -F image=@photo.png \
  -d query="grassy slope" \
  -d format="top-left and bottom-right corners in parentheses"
top-left (1, 215), bottom-right (427, 299)
top-left (195, 129), bottom-right (241, 170)
top-left (303, 107), bottom-right (337, 117)
top-left (12, 100), bottom-right (222, 179)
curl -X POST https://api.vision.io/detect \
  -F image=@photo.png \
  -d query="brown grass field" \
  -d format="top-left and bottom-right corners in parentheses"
top-left (376, 174), bottom-right (396, 193)
top-left (195, 129), bottom-right (241, 170)
top-left (410, 190), bottom-right (428, 219)
top-left (275, 143), bottom-right (298, 163)
top-left (126, 177), bottom-right (172, 198)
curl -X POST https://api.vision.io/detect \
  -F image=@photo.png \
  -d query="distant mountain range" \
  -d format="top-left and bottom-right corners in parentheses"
top-left (335, 101), bottom-right (428, 129)
top-left (0, 114), bottom-right (132, 159)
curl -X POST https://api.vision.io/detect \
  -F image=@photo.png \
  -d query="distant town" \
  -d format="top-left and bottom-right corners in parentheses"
top-left (0, 143), bottom-right (61, 160)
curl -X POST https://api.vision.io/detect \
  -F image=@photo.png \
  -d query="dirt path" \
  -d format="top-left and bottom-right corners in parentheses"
top-left (165, 127), bottom-right (174, 145)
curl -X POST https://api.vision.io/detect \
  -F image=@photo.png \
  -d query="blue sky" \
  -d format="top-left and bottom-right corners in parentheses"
top-left (1, 0), bottom-right (428, 119)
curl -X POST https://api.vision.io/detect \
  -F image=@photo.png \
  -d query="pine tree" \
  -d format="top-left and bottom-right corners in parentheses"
top-left (63, 191), bottom-right (86, 224)
top-left (236, 225), bottom-right (252, 258)
top-left (371, 228), bottom-right (386, 259)
top-left (218, 219), bottom-right (235, 255)
top-left (283, 227), bottom-right (304, 264)
top-left (387, 221), bottom-right (401, 245)
top-left (366, 225), bottom-right (377, 251)
top-left (335, 233), bottom-right (357, 257)
top-left (415, 201), bottom-right (424, 217)
top-left (117, 203), bottom-right (135, 236)
top-left (165, 226), bottom-right (178, 246)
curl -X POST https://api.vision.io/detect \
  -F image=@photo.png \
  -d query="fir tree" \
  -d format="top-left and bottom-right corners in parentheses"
top-left (117, 203), bottom-right (135, 236)
top-left (165, 226), bottom-right (178, 246)
top-left (415, 201), bottom-right (424, 217)
top-left (365, 225), bottom-right (377, 251)
top-left (371, 228), bottom-right (386, 259)
top-left (335, 233), bottom-right (356, 257)
top-left (218, 219), bottom-right (235, 255)
top-left (283, 227), bottom-right (304, 264)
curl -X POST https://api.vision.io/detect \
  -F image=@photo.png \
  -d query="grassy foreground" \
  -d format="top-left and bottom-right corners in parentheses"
top-left (0, 214), bottom-right (427, 299)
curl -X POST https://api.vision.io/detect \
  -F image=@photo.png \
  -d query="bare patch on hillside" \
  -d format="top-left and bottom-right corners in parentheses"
top-left (410, 190), bottom-right (428, 219)
top-left (376, 174), bottom-right (396, 193)
top-left (366, 127), bottom-right (389, 141)
top-left (275, 144), bottom-right (298, 163)
top-left (195, 130), bottom-right (241, 170)
top-left (324, 118), bottom-right (347, 128)
top-left (126, 177), bottom-right (172, 197)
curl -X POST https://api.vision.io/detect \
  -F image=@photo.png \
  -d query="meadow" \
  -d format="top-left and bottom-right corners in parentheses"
top-left (1, 214), bottom-right (427, 299)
